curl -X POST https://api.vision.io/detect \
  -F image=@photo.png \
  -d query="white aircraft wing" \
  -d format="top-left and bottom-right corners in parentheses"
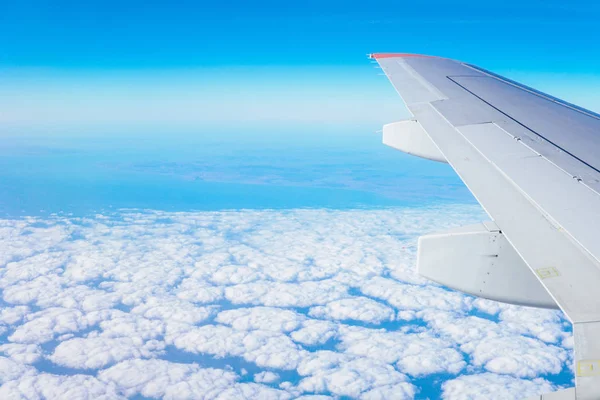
top-left (370, 53), bottom-right (600, 400)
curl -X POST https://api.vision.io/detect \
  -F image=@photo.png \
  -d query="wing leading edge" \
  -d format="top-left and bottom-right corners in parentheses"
top-left (370, 53), bottom-right (600, 400)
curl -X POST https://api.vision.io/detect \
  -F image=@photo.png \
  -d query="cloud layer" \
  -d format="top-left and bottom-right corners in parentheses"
top-left (0, 205), bottom-right (572, 398)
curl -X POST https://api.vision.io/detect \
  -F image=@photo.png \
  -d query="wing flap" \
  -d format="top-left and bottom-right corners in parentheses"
top-left (418, 222), bottom-right (557, 309)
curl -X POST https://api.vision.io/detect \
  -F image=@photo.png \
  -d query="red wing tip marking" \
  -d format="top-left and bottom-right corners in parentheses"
top-left (368, 53), bottom-right (434, 59)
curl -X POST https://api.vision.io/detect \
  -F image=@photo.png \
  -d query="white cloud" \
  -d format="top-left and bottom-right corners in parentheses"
top-left (215, 307), bottom-right (305, 333)
top-left (296, 351), bottom-right (415, 398)
top-left (338, 325), bottom-right (465, 376)
top-left (98, 359), bottom-right (237, 399)
top-left (254, 371), bottom-right (280, 383)
top-left (0, 356), bottom-right (37, 384)
top-left (290, 320), bottom-right (338, 347)
top-left (360, 276), bottom-right (473, 312)
top-left (461, 336), bottom-right (567, 378)
top-left (130, 297), bottom-right (215, 326)
top-left (0, 373), bottom-right (122, 399)
top-left (98, 359), bottom-right (293, 400)
top-left (216, 383), bottom-right (292, 400)
top-left (361, 383), bottom-right (418, 400)
top-left (0, 343), bottom-right (42, 364)
top-left (496, 305), bottom-right (567, 344)
top-left (416, 308), bottom-right (569, 377)
top-left (0, 205), bottom-right (571, 398)
top-left (224, 280), bottom-right (350, 308)
top-left (441, 373), bottom-right (556, 400)
top-left (308, 297), bottom-right (394, 324)
top-left (97, 312), bottom-right (165, 341)
top-left (50, 336), bottom-right (164, 370)
top-left (0, 305), bottom-right (29, 326)
top-left (9, 307), bottom-right (92, 344)
top-left (169, 324), bottom-right (305, 370)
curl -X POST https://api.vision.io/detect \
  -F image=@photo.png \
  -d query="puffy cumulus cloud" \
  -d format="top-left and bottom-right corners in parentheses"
top-left (308, 297), bottom-right (394, 324)
top-left (461, 336), bottom-right (567, 378)
top-left (3, 277), bottom-right (120, 312)
top-left (169, 324), bottom-right (305, 370)
top-left (215, 307), bottom-right (305, 333)
top-left (0, 343), bottom-right (43, 364)
top-left (296, 351), bottom-right (415, 399)
top-left (50, 336), bottom-right (165, 370)
top-left (495, 305), bottom-right (567, 344)
top-left (98, 359), bottom-right (292, 400)
top-left (337, 326), bottom-right (466, 376)
top-left (360, 276), bottom-right (473, 313)
top-left (290, 320), bottom-right (338, 346)
top-left (224, 280), bottom-right (350, 308)
top-left (216, 383), bottom-right (292, 400)
top-left (97, 312), bottom-right (166, 340)
top-left (0, 356), bottom-right (37, 384)
top-left (130, 297), bottom-right (216, 326)
top-left (0, 205), bottom-right (573, 398)
top-left (361, 384), bottom-right (419, 400)
top-left (417, 307), bottom-right (569, 378)
top-left (0, 373), bottom-right (122, 399)
top-left (0, 305), bottom-right (29, 329)
top-left (441, 373), bottom-right (556, 399)
top-left (175, 280), bottom-right (224, 304)
top-left (254, 371), bottom-right (280, 383)
top-left (0, 220), bottom-right (71, 266)
top-left (98, 359), bottom-right (234, 398)
top-left (9, 307), bottom-right (93, 344)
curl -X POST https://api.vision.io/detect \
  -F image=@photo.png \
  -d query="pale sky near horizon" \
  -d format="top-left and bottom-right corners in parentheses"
top-left (2, 0), bottom-right (600, 130)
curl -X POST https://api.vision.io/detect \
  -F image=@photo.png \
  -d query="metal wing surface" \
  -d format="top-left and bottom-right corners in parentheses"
top-left (370, 53), bottom-right (600, 400)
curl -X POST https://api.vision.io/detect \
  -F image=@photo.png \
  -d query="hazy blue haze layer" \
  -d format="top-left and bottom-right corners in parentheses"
top-left (0, 129), bottom-right (474, 218)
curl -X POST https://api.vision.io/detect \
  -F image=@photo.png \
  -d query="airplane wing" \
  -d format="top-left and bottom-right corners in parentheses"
top-left (370, 53), bottom-right (600, 400)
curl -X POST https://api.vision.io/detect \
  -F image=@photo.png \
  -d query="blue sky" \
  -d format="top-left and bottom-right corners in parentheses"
top-left (2, 0), bottom-right (600, 129)
top-left (3, 0), bottom-right (600, 70)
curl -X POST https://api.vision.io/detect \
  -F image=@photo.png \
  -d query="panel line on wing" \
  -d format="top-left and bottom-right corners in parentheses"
top-left (463, 63), bottom-right (600, 121)
top-left (445, 75), bottom-right (600, 177)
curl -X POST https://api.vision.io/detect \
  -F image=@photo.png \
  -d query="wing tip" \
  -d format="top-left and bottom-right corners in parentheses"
top-left (368, 53), bottom-right (435, 60)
